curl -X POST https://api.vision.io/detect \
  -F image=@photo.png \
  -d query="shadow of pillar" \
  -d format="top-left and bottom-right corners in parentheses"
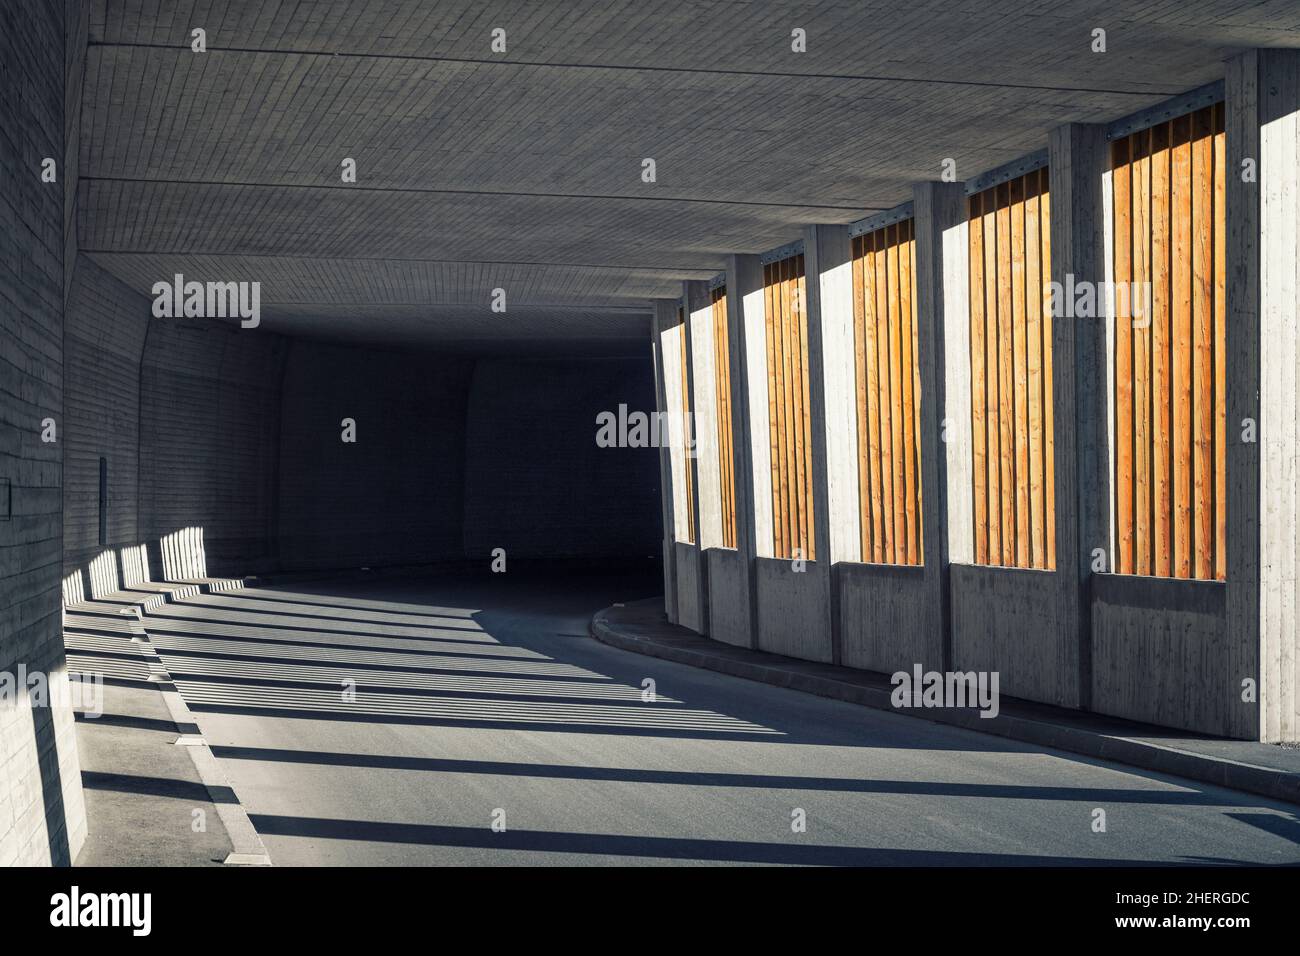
top-left (31, 698), bottom-right (71, 865)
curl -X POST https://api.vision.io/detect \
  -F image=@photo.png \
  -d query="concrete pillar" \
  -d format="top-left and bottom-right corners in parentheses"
top-left (1227, 50), bottom-right (1300, 742)
top-left (803, 225), bottom-right (856, 664)
top-left (650, 301), bottom-right (679, 623)
top-left (724, 255), bottom-right (763, 648)
top-left (1048, 124), bottom-right (1109, 709)
top-left (914, 182), bottom-right (969, 669)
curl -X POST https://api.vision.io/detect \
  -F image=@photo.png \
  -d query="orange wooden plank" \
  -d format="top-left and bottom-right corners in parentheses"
top-left (968, 195), bottom-right (989, 564)
top-left (875, 228), bottom-right (895, 561)
top-left (852, 237), bottom-right (870, 559)
top-left (797, 259), bottom-right (815, 560)
top-left (1112, 137), bottom-right (1134, 575)
top-left (1150, 122), bottom-right (1173, 578)
top-left (908, 223), bottom-right (924, 562)
top-left (864, 233), bottom-right (884, 562)
top-left (982, 187), bottom-right (1002, 563)
top-left (1192, 107), bottom-right (1215, 580)
top-left (995, 183), bottom-right (1016, 566)
top-left (1213, 104), bottom-right (1227, 581)
top-left (1010, 176), bottom-right (1030, 568)
top-left (1024, 176), bottom-right (1045, 568)
top-left (887, 226), bottom-right (906, 562)
top-left (763, 262), bottom-right (782, 557)
top-left (899, 222), bottom-right (918, 564)
top-left (1132, 129), bottom-right (1152, 576)
top-left (1040, 167), bottom-right (1056, 570)
top-left (1170, 114), bottom-right (1193, 579)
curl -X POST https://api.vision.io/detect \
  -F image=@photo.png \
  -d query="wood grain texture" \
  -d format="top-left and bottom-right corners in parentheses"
top-left (966, 172), bottom-right (1056, 570)
top-left (1110, 105), bottom-right (1225, 581)
top-left (849, 222), bottom-right (924, 565)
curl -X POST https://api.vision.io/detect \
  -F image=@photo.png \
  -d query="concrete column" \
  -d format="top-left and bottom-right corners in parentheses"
top-left (914, 182), bottom-right (969, 669)
top-left (650, 301), bottom-right (679, 623)
top-left (1227, 50), bottom-right (1300, 742)
top-left (681, 279), bottom-right (711, 632)
top-left (724, 255), bottom-right (763, 648)
top-left (803, 224), bottom-right (857, 665)
top-left (1048, 124), bottom-right (1109, 709)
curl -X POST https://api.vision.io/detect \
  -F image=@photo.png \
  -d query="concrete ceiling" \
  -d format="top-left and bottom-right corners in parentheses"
top-left (77, 0), bottom-right (1300, 352)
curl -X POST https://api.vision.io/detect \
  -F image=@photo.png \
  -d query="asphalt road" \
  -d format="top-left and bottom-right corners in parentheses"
top-left (139, 570), bottom-right (1300, 866)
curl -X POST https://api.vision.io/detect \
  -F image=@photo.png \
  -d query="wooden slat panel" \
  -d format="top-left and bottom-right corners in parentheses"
top-left (764, 262), bottom-right (782, 556)
top-left (1212, 103), bottom-right (1227, 582)
top-left (1171, 113), bottom-right (1193, 579)
top-left (1150, 122), bottom-right (1173, 578)
top-left (711, 286), bottom-right (735, 549)
top-left (1113, 137), bottom-right (1134, 574)
top-left (968, 195), bottom-right (989, 565)
top-left (678, 307), bottom-right (694, 544)
top-left (849, 221), bottom-right (923, 566)
top-left (1024, 176), bottom-right (1045, 568)
top-left (851, 236), bottom-right (871, 560)
top-left (965, 171), bottom-right (1056, 571)
top-left (1192, 106), bottom-right (1215, 580)
top-left (864, 233), bottom-right (885, 562)
top-left (796, 257), bottom-right (814, 561)
top-left (1040, 167), bottom-right (1056, 570)
top-left (1109, 104), bottom-right (1226, 581)
top-left (1132, 129), bottom-right (1152, 576)
top-left (1010, 177), bottom-right (1030, 568)
top-left (761, 254), bottom-right (816, 560)
top-left (995, 184), bottom-right (1016, 566)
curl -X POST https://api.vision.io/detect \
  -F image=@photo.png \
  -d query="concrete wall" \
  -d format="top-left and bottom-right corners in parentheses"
top-left (138, 320), bottom-right (286, 576)
top-left (462, 356), bottom-right (659, 562)
top-left (0, 0), bottom-right (87, 866)
top-left (62, 259), bottom-right (149, 572)
top-left (277, 340), bottom-right (472, 570)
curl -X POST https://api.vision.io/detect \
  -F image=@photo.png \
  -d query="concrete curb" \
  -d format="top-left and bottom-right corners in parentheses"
top-left (122, 612), bottom-right (273, 866)
top-left (591, 602), bottom-right (1300, 809)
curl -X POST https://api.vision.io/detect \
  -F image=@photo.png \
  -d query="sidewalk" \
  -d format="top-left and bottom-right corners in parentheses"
top-left (591, 599), bottom-right (1300, 807)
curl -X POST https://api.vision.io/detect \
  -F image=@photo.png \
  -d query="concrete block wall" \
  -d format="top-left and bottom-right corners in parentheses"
top-left (277, 340), bottom-right (472, 570)
top-left (655, 61), bottom-right (1300, 741)
top-left (0, 0), bottom-right (87, 866)
top-left (462, 356), bottom-right (659, 562)
top-left (62, 258), bottom-right (149, 573)
top-left (138, 319), bottom-right (287, 576)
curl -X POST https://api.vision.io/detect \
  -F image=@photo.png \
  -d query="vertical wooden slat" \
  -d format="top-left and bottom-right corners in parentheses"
top-left (899, 223), bottom-right (918, 563)
top-left (1212, 103), bottom-right (1227, 581)
top-left (983, 186), bottom-right (1002, 562)
top-left (712, 287), bottom-right (735, 549)
top-left (1010, 176), bottom-right (1030, 568)
top-left (1132, 129), bottom-right (1152, 575)
top-left (968, 195), bottom-right (989, 565)
top-left (780, 254), bottom-right (790, 561)
top-left (1171, 113), bottom-right (1193, 579)
top-left (995, 183), bottom-right (1016, 566)
top-left (1024, 175), bottom-right (1045, 568)
top-left (764, 262), bottom-right (782, 557)
top-left (797, 258), bottom-right (814, 560)
top-left (1040, 167), bottom-right (1055, 570)
top-left (875, 228), bottom-right (895, 561)
top-left (1192, 106), bottom-right (1215, 580)
top-left (864, 234), bottom-right (884, 561)
top-left (852, 237), bottom-right (871, 559)
top-left (785, 255), bottom-right (804, 557)
top-left (886, 226), bottom-right (905, 561)
top-left (909, 224), bottom-right (924, 557)
top-left (678, 309), bottom-right (694, 544)
top-left (1150, 122), bottom-right (1173, 578)
top-left (1113, 137), bottom-right (1134, 574)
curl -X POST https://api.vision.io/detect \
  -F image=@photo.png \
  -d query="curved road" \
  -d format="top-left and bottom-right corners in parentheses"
top-left (136, 571), bottom-right (1300, 866)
